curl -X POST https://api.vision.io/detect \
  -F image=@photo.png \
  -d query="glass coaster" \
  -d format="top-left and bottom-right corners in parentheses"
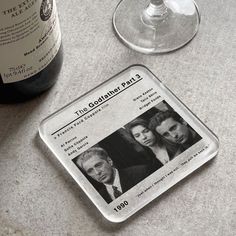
top-left (39, 65), bottom-right (219, 223)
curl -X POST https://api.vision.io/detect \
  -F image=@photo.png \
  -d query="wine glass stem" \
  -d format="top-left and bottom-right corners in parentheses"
top-left (150, 0), bottom-right (164, 5)
top-left (145, 0), bottom-right (167, 17)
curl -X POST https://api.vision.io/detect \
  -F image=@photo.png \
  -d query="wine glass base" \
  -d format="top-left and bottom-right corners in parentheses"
top-left (113, 0), bottom-right (200, 54)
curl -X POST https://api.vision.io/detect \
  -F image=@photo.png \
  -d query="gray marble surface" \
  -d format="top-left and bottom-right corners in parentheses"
top-left (0, 0), bottom-right (235, 235)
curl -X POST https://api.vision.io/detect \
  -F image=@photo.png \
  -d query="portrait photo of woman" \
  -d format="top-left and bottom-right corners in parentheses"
top-left (126, 118), bottom-right (171, 166)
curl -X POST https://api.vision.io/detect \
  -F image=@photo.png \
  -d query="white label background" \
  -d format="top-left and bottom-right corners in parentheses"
top-left (0, 0), bottom-right (61, 83)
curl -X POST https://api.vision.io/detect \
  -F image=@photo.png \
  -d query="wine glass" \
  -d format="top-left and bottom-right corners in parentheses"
top-left (113, 0), bottom-right (200, 54)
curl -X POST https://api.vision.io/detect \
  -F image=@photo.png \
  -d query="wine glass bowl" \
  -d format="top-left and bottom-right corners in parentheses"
top-left (113, 0), bottom-right (200, 54)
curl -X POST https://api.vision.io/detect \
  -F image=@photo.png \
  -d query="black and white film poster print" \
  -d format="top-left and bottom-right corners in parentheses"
top-left (40, 65), bottom-right (218, 221)
top-left (72, 101), bottom-right (202, 204)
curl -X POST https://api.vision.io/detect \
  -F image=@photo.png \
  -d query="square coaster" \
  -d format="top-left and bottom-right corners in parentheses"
top-left (39, 65), bottom-right (219, 222)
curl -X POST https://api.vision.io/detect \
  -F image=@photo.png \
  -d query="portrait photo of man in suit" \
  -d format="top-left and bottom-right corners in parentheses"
top-left (74, 147), bottom-right (151, 203)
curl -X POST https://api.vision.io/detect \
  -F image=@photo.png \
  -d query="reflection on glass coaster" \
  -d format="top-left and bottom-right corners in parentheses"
top-left (39, 65), bottom-right (219, 222)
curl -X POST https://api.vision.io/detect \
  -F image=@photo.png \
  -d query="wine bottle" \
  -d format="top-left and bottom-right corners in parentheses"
top-left (0, 0), bottom-right (63, 103)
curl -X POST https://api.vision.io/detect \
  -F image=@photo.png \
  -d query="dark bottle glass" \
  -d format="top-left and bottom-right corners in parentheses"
top-left (0, 45), bottom-right (63, 103)
top-left (0, 0), bottom-right (63, 103)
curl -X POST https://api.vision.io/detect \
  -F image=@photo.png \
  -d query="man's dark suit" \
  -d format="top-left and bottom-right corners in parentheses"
top-left (98, 165), bottom-right (151, 203)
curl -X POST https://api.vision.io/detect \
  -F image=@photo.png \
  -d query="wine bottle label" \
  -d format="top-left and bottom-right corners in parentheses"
top-left (0, 0), bottom-right (61, 83)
